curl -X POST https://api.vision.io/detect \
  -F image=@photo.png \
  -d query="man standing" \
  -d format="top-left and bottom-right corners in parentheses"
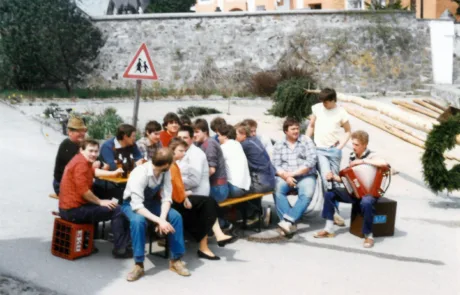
top-left (122, 148), bottom-right (190, 282)
top-left (272, 118), bottom-right (318, 235)
top-left (314, 131), bottom-right (389, 248)
top-left (306, 88), bottom-right (351, 226)
top-left (193, 119), bottom-right (228, 203)
top-left (58, 139), bottom-right (131, 258)
top-left (177, 125), bottom-right (210, 196)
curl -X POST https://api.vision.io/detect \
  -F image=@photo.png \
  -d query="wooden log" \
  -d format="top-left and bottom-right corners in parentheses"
top-left (392, 100), bottom-right (439, 119)
top-left (422, 98), bottom-right (448, 112)
top-left (396, 106), bottom-right (439, 125)
top-left (343, 105), bottom-right (426, 148)
top-left (413, 99), bottom-right (444, 115)
top-left (344, 105), bottom-right (460, 162)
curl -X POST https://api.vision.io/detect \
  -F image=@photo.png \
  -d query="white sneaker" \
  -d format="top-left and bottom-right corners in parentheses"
top-left (277, 220), bottom-right (292, 235)
top-left (333, 213), bottom-right (345, 226)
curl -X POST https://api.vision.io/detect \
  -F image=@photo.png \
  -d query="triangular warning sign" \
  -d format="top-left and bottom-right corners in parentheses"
top-left (123, 43), bottom-right (158, 80)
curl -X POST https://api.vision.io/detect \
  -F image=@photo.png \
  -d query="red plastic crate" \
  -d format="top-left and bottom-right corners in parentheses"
top-left (51, 218), bottom-right (94, 260)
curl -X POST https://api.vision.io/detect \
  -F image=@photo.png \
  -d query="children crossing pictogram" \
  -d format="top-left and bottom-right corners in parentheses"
top-left (123, 43), bottom-right (158, 80)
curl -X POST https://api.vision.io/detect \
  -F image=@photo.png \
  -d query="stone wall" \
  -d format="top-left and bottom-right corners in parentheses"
top-left (87, 11), bottom-right (432, 93)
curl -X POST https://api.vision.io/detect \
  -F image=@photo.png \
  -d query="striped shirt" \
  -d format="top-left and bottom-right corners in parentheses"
top-left (272, 136), bottom-right (317, 176)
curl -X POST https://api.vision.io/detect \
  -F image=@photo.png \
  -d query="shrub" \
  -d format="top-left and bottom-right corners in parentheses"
top-left (268, 77), bottom-right (318, 121)
top-left (251, 71), bottom-right (279, 97)
top-left (0, 0), bottom-right (105, 91)
top-left (177, 106), bottom-right (222, 118)
top-left (86, 107), bottom-right (124, 140)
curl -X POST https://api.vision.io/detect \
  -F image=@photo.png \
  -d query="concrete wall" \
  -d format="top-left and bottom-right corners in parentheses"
top-left (87, 11), bottom-right (432, 93)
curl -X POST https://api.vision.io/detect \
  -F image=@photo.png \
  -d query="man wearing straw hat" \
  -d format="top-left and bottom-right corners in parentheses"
top-left (53, 117), bottom-right (106, 195)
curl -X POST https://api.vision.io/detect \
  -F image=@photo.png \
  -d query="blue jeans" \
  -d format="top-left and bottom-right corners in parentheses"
top-left (316, 147), bottom-right (342, 192)
top-left (228, 183), bottom-right (246, 198)
top-left (274, 175), bottom-right (317, 223)
top-left (122, 200), bottom-right (185, 262)
top-left (210, 184), bottom-right (229, 203)
top-left (322, 188), bottom-right (377, 235)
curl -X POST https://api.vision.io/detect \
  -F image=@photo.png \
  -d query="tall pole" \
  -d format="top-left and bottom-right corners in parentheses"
top-left (132, 79), bottom-right (142, 129)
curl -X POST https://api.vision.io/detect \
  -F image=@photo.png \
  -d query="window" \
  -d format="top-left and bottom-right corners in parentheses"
top-left (256, 5), bottom-right (266, 11)
top-left (309, 3), bottom-right (322, 9)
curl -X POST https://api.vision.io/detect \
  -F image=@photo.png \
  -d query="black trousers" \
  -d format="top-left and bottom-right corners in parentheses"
top-left (173, 196), bottom-right (218, 242)
top-left (59, 204), bottom-right (131, 250)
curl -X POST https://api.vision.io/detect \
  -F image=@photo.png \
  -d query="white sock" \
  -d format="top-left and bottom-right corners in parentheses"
top-left (325, 220), bottom-right (335, 233)
top-left (365, 233), bottom-right (374, 239)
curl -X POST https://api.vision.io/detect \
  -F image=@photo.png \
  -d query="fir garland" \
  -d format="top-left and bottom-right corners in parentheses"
top-left (422, 114), bottom-right (460, 193)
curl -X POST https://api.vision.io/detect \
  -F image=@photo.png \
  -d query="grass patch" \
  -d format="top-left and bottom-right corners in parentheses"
top-left (0, 88), bottom-right (134, 100)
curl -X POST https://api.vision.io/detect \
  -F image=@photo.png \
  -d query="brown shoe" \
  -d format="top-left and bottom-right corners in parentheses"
top-left (313, 230), bottom-right (335, 238)
top-left (333, 213), bottom-right (345, 226)
top-left (127, 265), bottom-right (144, 282)
top-left (363, 238), bottom-right (374, 248)
top-left (169, 259), bottom-right (191, 277)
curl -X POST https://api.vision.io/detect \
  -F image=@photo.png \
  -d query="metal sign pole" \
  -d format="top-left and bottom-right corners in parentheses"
top-left (132, 79), bottom-right (142, 129)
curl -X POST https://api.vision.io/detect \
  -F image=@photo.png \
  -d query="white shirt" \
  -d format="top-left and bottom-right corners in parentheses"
top-left (123, 162), bottom-right (172, 211)
top-left (221, 140), bottom-right (251, 190)
top-left (312, 103), bottom-right (349, 148)
top-left (177, 144), bottom-right (210, 196)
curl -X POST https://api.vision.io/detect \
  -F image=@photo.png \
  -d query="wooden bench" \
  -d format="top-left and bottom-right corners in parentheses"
top-left (218, 192), bottom-right (273, 232)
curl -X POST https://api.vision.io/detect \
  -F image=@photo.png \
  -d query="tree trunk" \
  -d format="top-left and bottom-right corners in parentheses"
top-left (413, 99), bottom-right (444, 114)
top-left (392, 100), bottom-right (439, 119)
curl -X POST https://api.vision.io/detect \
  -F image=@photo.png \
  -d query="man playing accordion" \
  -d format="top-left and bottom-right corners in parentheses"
top-left (314, 130), bottom-right (389, 248)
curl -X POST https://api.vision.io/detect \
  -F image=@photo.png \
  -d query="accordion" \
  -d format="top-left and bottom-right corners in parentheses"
top-left (339, 164), bottom-right (391, 199)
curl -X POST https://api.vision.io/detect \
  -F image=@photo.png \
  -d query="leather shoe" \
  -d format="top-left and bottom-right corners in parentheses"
top-left (197, 250), bottom-right (220, 260)
top-left (217, 236), bottom-right (238, 247)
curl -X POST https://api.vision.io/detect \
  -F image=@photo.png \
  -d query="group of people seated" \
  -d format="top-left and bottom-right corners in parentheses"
top-left (52, 88), bottom-right (389, 282)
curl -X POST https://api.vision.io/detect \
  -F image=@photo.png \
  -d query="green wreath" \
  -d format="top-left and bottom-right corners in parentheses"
top-left (422, 114), bottom-right (460, 193)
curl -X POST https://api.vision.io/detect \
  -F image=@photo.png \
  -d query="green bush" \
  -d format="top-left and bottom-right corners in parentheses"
top-left (268, 77), bottom-right (318, 121)
top-left (86, 107), bottom-right (124, 140)
top-left (177, 106), bottom-right (222, 118)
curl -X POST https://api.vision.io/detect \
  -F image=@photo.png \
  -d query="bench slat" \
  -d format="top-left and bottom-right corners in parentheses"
top-left (218, 192), bottom-right (272, 207)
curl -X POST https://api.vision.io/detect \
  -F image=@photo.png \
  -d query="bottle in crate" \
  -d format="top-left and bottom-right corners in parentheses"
top-left (51, 218), bottom-right (94, 260)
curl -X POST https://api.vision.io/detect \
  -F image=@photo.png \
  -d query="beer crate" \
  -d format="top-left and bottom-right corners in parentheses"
top-left (51, 218), bottom-right (94, 260)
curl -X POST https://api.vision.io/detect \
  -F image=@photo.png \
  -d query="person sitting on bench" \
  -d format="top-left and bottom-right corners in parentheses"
top-left (58, 139), bottom-right (132, 258)
top-left (52, 117), bottom-right (107, 194)
top-left (122, 148), bottom-right (190, 282)
top-left (193, 118), bottom-right (229, 203)
top-left (169, 138), bottom-right (237, 260)
top-left (272, 118), bottom-right (318, 236)
top-left (314, 130), bottom-right (389, 248)
top-left (242, 118), bottom-right (274, 158)
top-left (217, 124), bottom-right (251, 198)
top-left (159, 112), bottom-right (181, 147)
top-left (94, 124), bottom-right (143, 202)
top-left (137, 120), bottom-right (162, 161)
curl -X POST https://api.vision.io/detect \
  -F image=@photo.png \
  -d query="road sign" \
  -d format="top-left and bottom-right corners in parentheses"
top-left (123, 43), bottom-right (158, 80)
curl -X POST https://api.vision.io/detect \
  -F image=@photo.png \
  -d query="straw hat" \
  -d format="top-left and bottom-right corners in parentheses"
top-left (67, 117), bottom-right (87, 130)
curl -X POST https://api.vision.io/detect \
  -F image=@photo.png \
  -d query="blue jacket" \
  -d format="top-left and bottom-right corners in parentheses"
top-left (100, 137), bottom-right (142, 171)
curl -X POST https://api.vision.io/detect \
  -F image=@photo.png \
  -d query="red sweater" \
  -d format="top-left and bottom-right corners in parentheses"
top-left (59, 153), bottom-right (94, 210)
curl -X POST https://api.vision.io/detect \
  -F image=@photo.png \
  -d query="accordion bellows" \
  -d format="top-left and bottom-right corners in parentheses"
top-left (339, 164), bottom-right (390, 199)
